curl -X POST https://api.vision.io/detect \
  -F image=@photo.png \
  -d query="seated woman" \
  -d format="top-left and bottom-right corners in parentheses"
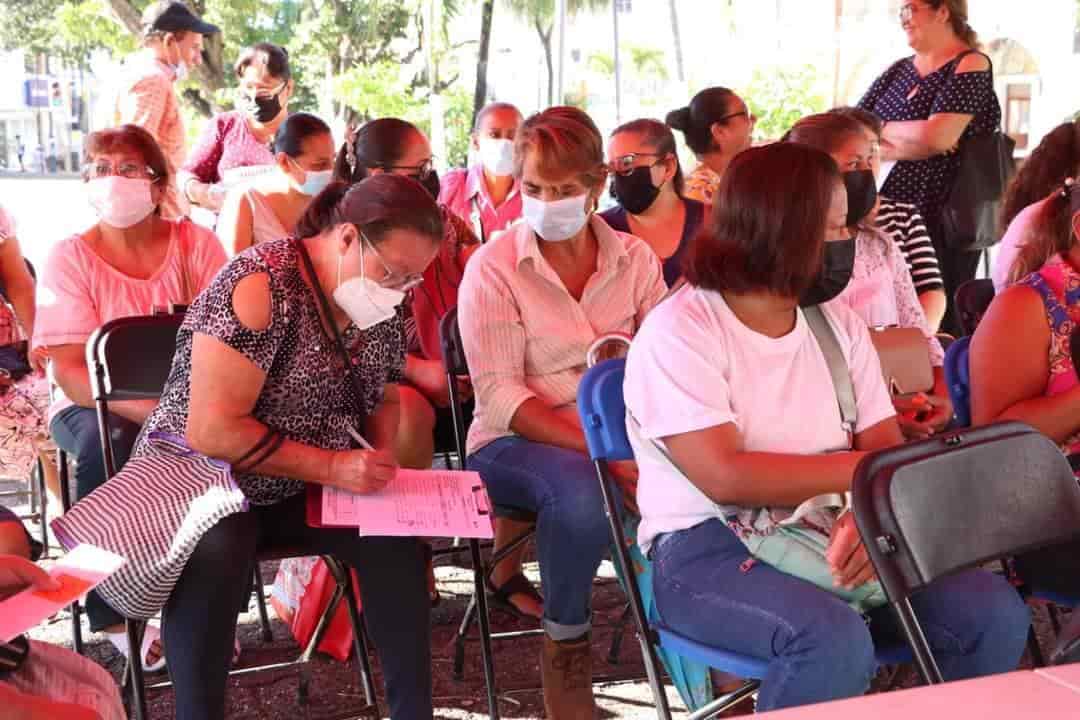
top-left (970, 179), bottom-right (1080, 597)
top-left (133, 174), bottom-right (440, 720)
top-left (830, 106), bottom-right (947, 331)
top-left (217, 112), bottom-right (335, 255)
top-left (333, 117), bottom-right (478, 470)
top-left (788, 112), bottom-right (952, 440)
top-left (624, 142), bottom-right (1029, 713)
top-left (0, 203), bottom-right (53, 493)
top-left (993, 120), bottom-right (1080, 291)
top-left (180, 42), bottom-right (295, 215)
top-left (601, 118), bottom-right (706, 287)
top-left (665, 87), bottom-right (755, 205)
top-left (1, 506), bottom-right (124, 720)
top-left (459, 106), bottom-right (666, 718)
top-left (32, 125), bottom-right (226, 671)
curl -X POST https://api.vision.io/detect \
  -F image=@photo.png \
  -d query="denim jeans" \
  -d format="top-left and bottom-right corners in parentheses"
top-left (651, 518), bottom-right (1030, 713)
top-left (164, 493), bottom-right (432, 720)
top-left (50, 404), bottom-right (142, 632)
top-left (468, 436), bottom-right (614, 640)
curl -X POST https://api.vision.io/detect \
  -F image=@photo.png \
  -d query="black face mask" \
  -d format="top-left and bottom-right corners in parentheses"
top-left (799, 236), bottom-right (856, 307)
top-left (239, 91), bottom-right (283, 124)
top-left (610, 166), bottom-right (661, 215)
top-left (843, 169), bottom-right (877, 227)
top-left (416, 170), bottom-right (441, 200)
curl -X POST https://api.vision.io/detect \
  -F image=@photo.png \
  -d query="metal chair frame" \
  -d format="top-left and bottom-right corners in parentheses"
top-left (88, 314), bottom-right (375, 719)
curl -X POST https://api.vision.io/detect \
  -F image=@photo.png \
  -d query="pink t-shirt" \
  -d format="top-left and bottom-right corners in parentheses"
top-left (625, 285), bottom-right (896, 553)
top-left (34, 219), bottom-right (227, 419)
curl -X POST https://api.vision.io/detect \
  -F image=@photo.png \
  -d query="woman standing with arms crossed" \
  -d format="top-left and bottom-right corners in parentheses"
top-left (858, 0), bottom-right (1000, 336)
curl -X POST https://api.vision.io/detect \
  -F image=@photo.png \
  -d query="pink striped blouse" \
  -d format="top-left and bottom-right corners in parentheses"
top-left (457, 215), bottom-right (666, 454)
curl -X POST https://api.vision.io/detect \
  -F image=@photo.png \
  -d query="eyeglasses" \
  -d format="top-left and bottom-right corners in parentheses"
top-left (608, 152), bottom-right (665, 175)
top-left (716, 110), bottom-right (756, 124)
top-left (899, 3), bottom-right (925, 22)
top-left (384, 158), bottom-right (436, 180)
top-left (364, 239), bottom-right (424, 292)
top-left (82, 162), bottom-right (157, 182)
top-left (242, 83), bottom-right (285, 102)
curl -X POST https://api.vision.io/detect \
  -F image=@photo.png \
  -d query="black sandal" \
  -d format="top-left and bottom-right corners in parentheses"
top-left (485, 572), bottom-right (543, 619)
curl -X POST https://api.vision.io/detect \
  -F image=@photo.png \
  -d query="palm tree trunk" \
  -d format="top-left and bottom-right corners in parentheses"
top-left (667, 0), bottom-right (685, 83)
top-left (536, 21), bottom-right (554, 107)
top-left (473, 0), bottom-right (495, 125)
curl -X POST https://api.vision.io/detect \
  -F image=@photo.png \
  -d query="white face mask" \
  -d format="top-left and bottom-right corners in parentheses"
top-left (173, 61), bottom-right (189, 82)
top-left (522, 192), bottom-right (590, 242)
top-left (87, 176), bottom-right (157, 228)
top-left (295, 166), bottom-right (333, 197)
top-left (478, 137), bottom-right (515, 177)
top-left (331, 241), bottom-right (407, 331)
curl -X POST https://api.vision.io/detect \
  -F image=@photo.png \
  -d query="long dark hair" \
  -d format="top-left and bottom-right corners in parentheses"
top-left (611, 118), bottom-right (685, 196)
top-left (333, 118), bottom-right (422, 184)
top-left (295, 174), bottom-right (442, 248)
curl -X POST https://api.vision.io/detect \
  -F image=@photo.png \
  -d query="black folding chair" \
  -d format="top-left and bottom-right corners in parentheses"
top-left (853, 421), bottom-right (1080, 684)
top-left (440, 308), bottom-right (533, 717)
top-left (88, 314), bottom-right (375, 719)
top-left (954, 278), bottom-right (995, 337)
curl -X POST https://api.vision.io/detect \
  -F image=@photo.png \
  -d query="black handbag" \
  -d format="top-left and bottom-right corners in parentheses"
top-left (940, 51), bottom-right (1016, 252)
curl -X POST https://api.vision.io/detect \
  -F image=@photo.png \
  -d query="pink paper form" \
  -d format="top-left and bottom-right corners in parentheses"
top-left (321, 469), bottom-right (494, 539)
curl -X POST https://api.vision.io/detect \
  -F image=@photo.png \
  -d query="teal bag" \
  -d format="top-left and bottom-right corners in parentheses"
top-left (729, 306), bottom-right (887, 614)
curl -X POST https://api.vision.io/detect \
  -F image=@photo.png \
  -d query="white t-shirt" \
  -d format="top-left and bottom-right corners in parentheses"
top-left (624, 285), bottom-right (896, 553)
top-left (992, 197), bottom-right (1047, 292)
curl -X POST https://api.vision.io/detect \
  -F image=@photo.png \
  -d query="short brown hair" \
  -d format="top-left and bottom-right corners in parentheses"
top-left (235, 42), bottom-right (291, 83)
top-left (829, 106), bottom-right (883, 138)
top-left (514, 106), bottom-right (606, 187)
top-left (84, 124), bottom-right (170, 187)
top-left (685, 143), bottom-right (840, 298)
top-left (785, 112), bottom-right (866, 156)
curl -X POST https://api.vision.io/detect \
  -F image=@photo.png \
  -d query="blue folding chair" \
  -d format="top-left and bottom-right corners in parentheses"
top-left (943, 335), bottom-right (973, 427)
top-left (578, 359), bottom-right (911, 719)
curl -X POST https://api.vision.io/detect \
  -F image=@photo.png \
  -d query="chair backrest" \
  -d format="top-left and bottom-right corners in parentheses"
top-left (439, 308), bottom-right (468, 378)
top-left (942, 335), bottom-right (972, 427)
top-left (954, 278), bottom-right (995, 337)
top-left (87, 314), bottom-right (184, 402)
top-left (853, 421), bottom-right (1080, 603)
top-left (577, 358), bottom-right (633, 463)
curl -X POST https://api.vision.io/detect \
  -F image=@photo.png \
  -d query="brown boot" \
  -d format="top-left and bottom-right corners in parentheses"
top-left (540, 633), bottom-right (596, 720)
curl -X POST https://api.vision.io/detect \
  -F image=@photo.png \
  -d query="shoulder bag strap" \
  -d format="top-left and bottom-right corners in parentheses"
top-left (803, 305), bottom-right (857, 448)
top-left (470, 195), bottom-right (486, 245)
top-left (178, 219), bottom-right (193, 304)
top-left (293, 237), bottom-right (370, 422)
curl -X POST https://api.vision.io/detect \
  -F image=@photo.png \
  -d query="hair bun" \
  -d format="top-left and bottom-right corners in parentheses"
top-left (665, 107), bottom-right (691, 131)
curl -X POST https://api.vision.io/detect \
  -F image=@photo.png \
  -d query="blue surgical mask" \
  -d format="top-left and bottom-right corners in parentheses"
top-left (291, 159), bottom-right (332, 197)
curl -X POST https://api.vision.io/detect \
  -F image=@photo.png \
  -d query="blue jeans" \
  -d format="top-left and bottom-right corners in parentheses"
top-left (468, 436), bottom-right (614, 640)
top-left (50, 404), bottom-right (141, 632)
top-left (651, 518), bottom-right (1030, 712)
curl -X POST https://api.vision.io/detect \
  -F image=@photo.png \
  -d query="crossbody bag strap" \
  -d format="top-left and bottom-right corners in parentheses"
top-left (469, 195), bottom-right (486, 244)
top-left (803, 305), bottom-right (857, 448)
top-left (178, 219), bottom-right (194, 304)
top-left (293, 237), bottom-right (369, 420)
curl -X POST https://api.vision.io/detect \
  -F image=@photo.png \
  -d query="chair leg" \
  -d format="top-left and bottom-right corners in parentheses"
top-left (608, 602), bottom-right (632, 665)
top-left (1028, 622), bottom-right (1047, 668)
top-left (469, 538), bottom-right (500, 719)
top-left (251, 565), bottom-right (273, 643)
top-left (70, 600), bottom-right (84, 655)
top-left (125, 619), bottom-right (148, 720)
top-left (1049, 603), bottom-right (1063, 636)
top-left (453, 592), bottom-right (479, 681)
top-left (338, 559), bottom-right (377, 709)
top-left (34, 458), bottom-right (48, 555)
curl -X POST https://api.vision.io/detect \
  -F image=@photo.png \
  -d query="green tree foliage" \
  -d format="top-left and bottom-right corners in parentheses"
top-left (741, 64), bottom-right (827, 141)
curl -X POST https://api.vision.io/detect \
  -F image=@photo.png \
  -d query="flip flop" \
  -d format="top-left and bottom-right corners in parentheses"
top-left (485, 572), bottom-right (543, 620)
top-left (108, 623), bottom-right (166, 674)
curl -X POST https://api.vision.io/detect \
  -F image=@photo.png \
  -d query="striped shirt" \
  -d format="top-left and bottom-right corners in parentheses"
top-left (458, 215), bottom-right (666, 454)
top-left (874, 197), bottom-right (944, 295)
